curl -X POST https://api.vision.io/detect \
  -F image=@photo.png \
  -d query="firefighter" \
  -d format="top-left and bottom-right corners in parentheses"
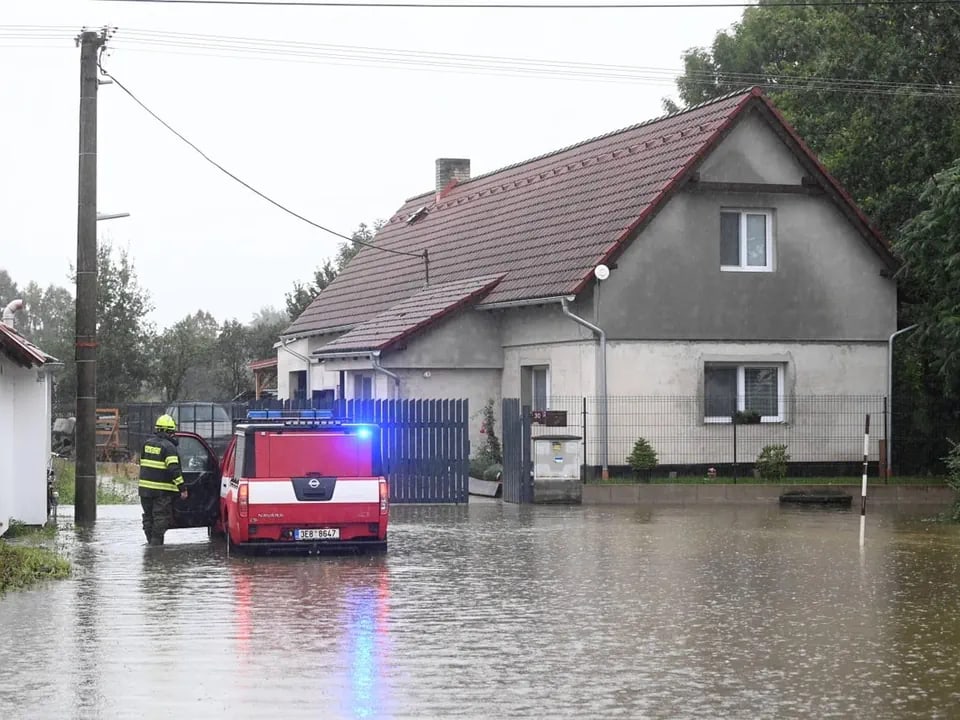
top-left (138, 414), bottom-right (187, 546)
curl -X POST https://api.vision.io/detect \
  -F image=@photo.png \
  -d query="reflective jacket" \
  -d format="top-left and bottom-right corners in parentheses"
top-left (138, 433), bottom-right (185, 494)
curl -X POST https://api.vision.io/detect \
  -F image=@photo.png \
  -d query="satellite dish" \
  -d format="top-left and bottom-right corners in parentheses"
top-left (594, 264), bottom-right (610, 281)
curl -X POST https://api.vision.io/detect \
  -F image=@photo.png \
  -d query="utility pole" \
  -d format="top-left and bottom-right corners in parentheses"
top-left (74, 29), bottom-right (104, 524)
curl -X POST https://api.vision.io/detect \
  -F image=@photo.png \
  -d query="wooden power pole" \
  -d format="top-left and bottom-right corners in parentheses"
top-left (74, 30), bottom-right (104, 524)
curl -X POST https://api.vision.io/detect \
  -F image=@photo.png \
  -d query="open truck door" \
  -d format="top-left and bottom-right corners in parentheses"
top-left (171, 432), bottom-right (222, 531)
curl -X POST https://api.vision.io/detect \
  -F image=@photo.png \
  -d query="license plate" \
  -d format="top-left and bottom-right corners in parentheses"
top-left (294, 528), bottom-right (339, 541)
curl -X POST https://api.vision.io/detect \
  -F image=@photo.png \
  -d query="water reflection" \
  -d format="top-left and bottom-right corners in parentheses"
top-left (0, 502), bottom-right (958, 719)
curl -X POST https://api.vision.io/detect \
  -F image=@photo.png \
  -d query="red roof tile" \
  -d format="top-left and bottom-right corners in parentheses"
top-left (315, 274), bottom-right (503, 355)
top-left (0, 323), bottom-right (54, 367)
top-left (286, 88), bottom-right (891, 337)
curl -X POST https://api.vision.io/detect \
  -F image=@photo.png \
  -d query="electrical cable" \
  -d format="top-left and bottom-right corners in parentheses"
top-left (93, 0), bottom-right (960, 9)
top-left (95, 56), bottom-right (425, 259)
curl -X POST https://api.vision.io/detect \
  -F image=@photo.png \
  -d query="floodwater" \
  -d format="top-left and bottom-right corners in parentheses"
top-left (1, 501), bottom-right (959, 720)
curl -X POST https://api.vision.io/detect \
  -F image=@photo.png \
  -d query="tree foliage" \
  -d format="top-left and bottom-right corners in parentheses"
top-left (96, 243), bottom-right (154, 403)
top-left (894, 159), bottom-right (960, 386)
top-left (673, 2), bottom-right (960, 240)
top-left (285, 221), bottom-right (384, 321)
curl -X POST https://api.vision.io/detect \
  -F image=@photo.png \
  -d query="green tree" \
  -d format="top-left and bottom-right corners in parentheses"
top-left (154, 311), bottom-right (219, 402)
top-left (247, 306), bottom-right (288, 362)
top-left (672, 2), bottom-right (960, 240)
top-left (894, 159), bottom-right (960, 389)
top-left (20, 282), bottom-right (76, 413)
top-left (285, 221), bottom-right (384, 321)
top-left (96, 243), bottom-right (154, 403)
top-left (216, 319), bottom-right (251, 400)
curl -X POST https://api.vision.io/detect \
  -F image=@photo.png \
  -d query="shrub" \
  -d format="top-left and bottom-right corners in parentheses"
top-left (941, 439), bottom-right (960, 521)
top-left (483, 463), bottom-right (503, 483)
top-left (469, 457), bottom-right (491, 479)
top-left (756, 444), bottom-right (790, 482)
top-left (476, 399), bottom-right (503, 467)
top-left (627, 438), bottom-right (658, 474)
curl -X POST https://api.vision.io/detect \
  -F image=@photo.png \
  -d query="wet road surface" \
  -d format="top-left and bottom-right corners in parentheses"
top-left (2, 500), bottom-right (960, 719)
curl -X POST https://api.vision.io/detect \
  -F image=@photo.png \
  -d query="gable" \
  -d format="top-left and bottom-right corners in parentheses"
top-left (696, 109), bottom-right (806, 185)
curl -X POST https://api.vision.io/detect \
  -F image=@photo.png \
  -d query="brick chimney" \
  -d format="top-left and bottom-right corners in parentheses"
top-left (435, 158), bottom-right (470, 198)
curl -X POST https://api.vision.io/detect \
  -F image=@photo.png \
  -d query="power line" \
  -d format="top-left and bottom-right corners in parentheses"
top-left (93, 0), bottom-right (960, 9)
top-left (103, 28), bottom-right (960, 97)
top-left (95, 58), bottom-right (424, 260)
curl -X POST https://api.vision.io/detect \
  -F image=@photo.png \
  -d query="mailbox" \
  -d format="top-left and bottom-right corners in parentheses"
top-left (531, 434), bottom-right (582, 504)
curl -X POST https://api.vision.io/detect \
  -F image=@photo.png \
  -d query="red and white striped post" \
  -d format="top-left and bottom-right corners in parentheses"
top-left (861, 414), bottom-right (871, 516)
top-left (860, 414), bottom-right (870, 548)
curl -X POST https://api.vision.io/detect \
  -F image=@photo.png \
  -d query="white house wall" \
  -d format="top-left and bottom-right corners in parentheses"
top-left (276, 336), bottom-right (341, 399)
top-left (518, 338), bottom-right (886, 467)
top-left (0, 357), bottom-right (49, 533)
top-left (0, 359), bottom-right (14, 534)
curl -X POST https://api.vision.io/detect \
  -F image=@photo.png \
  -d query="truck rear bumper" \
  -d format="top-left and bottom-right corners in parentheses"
top-left (231, 538), bottom-right (387, 555)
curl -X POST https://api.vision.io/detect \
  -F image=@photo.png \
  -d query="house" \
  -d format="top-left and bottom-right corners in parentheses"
top-left (278, 88), bottom-right (897, 469)
top-left (0, 302), bottom-right (59, 534)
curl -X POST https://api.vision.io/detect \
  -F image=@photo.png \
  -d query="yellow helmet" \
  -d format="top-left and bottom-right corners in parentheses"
top-left (155, 414), bottom-right (177, 433)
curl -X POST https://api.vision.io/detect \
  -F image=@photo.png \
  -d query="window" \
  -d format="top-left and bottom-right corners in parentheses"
top-left (704, 364), bottom-right (783, 422)
top-left (289, 370), bottom-right (307, 401)
top-left (720, 210), bottom-right (773, 272)
top-left (353, 373), bottom-right (373, 400)
top-left (521, 365), bottom-right (550, 411)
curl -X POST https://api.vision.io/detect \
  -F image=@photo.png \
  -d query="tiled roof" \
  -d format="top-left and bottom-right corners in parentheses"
top-left (286, 87), bottom-right (890, 337)
top-left (0, 323), bottom-right (55, 368)
top-left (315, 275), bottom-right (503, 355)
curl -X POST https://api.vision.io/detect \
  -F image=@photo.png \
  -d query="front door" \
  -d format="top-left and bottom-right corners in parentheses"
top-left (171, 432), bottom-right (221, 529)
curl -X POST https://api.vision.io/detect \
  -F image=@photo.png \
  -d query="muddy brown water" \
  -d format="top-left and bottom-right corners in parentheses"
top-left (1, 501), bottom-right (959, 719)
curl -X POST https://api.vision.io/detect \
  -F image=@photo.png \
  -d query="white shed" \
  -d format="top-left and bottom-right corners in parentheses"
top-left (0, 302), bottom-right (58, 535)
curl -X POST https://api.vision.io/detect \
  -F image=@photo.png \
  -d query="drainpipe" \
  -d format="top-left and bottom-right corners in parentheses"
top-left (561, 296), bottom-right (608, 480)
top-left (887, 324), bottom-right (917, 476)
top-left (372, 351), bottom-right (400, 399)
top-left (279, 338), bottom-right (312, 399)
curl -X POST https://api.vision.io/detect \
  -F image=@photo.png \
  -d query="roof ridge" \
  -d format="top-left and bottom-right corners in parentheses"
top-left (402, 86), bottom-right (757, 204)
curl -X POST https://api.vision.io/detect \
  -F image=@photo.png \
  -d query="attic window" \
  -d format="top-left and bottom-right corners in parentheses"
top-left (407, 206), bottom-right (428, 224)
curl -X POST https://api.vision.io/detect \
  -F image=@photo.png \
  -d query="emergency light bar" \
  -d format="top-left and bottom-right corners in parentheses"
top-left (243, 409), bottom-right (375, 436)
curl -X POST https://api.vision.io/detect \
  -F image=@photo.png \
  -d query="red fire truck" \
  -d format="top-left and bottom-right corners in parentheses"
top-left (168, 413), bottom-right (388, 553)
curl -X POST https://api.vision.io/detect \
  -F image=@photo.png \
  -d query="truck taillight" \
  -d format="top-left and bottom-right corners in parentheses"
top-left (379, 479), bottom-right (388, 515)
top-left (238, 483), bottom-right (249, 518)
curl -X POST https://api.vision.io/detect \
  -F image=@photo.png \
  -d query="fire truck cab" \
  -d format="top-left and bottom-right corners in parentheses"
top-left (169, 412), bottom-right (388, 553)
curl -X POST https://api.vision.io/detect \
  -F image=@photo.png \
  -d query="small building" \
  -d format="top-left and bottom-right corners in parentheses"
top-left (0, 304), bottom-right (59, 534)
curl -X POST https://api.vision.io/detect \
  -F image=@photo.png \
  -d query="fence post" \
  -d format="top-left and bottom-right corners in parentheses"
top-left (732, 420), bottom-right (738, 484)
top-left (582, 396), bottom-right (587, 484)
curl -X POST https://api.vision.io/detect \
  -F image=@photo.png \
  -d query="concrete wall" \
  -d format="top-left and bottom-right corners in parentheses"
top-left (596, 111), bottom-right (896, 342)
top-left (382, 308), bottom-right (503, 369)
top-left (0, 357), bottom-right (50, 533)
top-left (496, 338), bottom-right (887, 466)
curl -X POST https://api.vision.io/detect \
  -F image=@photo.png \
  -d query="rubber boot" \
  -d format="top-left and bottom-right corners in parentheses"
top-left (149, 534), bottom-right (165, 546)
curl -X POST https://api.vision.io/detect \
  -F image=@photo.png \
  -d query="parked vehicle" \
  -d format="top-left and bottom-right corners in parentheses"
top-left (164, 402), bottom-right (233, 458)
top-left (168, 413), bottom-right (389, 554)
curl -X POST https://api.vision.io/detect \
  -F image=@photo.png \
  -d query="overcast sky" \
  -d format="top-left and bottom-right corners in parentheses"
top-left (2, 0), bottom-right (743, 329)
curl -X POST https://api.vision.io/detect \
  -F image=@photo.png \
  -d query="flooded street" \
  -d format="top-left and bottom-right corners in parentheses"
top-left (2, 500), bottom-right (960, 719)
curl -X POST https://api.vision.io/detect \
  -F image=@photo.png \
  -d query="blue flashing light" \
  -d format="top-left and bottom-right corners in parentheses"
top-left (356, 426), bottom-right (373, 440)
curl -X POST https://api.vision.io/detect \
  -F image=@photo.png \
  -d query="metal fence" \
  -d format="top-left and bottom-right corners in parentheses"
top-left (530, 395), bottom-right (890, 479)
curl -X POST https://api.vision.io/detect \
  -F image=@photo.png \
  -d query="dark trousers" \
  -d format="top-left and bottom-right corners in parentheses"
top-left (140, 491), bottom-right (174, 545)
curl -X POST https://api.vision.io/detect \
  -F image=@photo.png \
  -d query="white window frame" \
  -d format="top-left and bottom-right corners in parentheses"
top-left (704, 363), bottom-right (784, 423)
top-left (720, 209), bottom-right (774, 273)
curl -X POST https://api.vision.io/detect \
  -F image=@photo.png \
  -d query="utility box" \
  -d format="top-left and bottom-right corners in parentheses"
top-left (532, 434), bottom-right (582, 504)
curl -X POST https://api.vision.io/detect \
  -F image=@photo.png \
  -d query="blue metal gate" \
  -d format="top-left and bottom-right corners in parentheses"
top-left (501, 398), bottom-right (533, 504)
top-left (247, 397), bottom-right (470, 504)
